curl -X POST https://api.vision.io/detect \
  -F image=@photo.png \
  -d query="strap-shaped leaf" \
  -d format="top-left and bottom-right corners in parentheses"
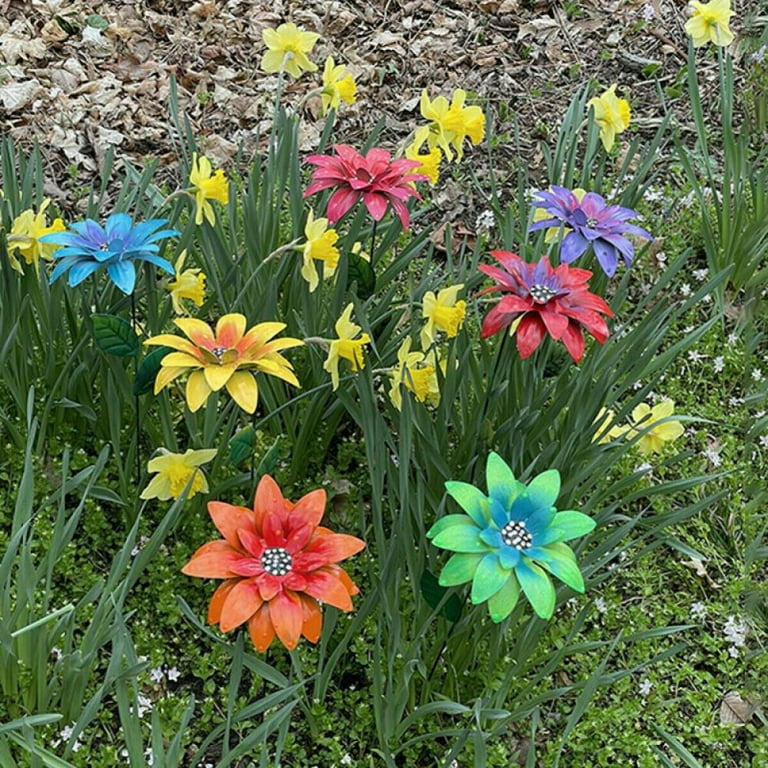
top-left (420, 569), bottom-right (463, 622)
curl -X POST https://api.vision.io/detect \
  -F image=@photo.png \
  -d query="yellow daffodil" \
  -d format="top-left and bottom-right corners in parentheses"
top-left (592, 407), bottom-right (631, 444)
top-left (685, 0), bottom-right (734, 47)
top-left (420, 89), bottom-right (485, 162)
top-left (165, 250), bottom-right (206, 315)
top-left (146, 314), bottom-right (302, 413)
top-left (588, 84), bottom-right (631, 152)
top-left (389, 337), bottom-right (441, 410)
top-left (140, 448), bottom-right (217, 501)
top-left (261, 22), bottom-right (319, 79)
top-left (299, 209), bottom-right (340, 292)
top-left (405, 126), bottom-right (441, 186)
top-left (323, 303), bottom-right (371, 390)
top-left (6, 199), bottom-right (66, 274)
top-left (321, 56), bottom-right (357, 114)
top-left (629, 400), bottom-right (685, 455)
top-left (189, 153), bottom-right (229, 226)
top-left (420, 283), bottom-right (466, 349)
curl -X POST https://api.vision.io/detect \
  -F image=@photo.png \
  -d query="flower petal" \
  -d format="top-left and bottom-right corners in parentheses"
top-left (471, 553), bottom-right (510, 604)
top-left (269, 590), bottom-right (304, 650)
top-left (444, 481), bottom-right (491, 526)
top-left (529, 542), bottom-right (585, 593)
top-left (225, 371), bottom-right (258, 413)
top-left (438, 552), bottom-right (483, 587)
top-left (248, 604), bottom-right (276, 652)
top-left (208, 501), bottom-right (255, 547)
top-left (303, 570), bottom-right (354, 610)
top-left (182, 540), bottom-right (243, 578)
top-left (185, 370), bottom-right (212, 412)
top-left (486, 573), bottom-right (520, 622)
top-left (299, 595), bottom-right (323, 643)
top-left (538, 510), bottom-right (596, 544)
top-left (485, 452), bottom-right (524, 512)
top-left (430, 521), bottom-right (488, 553)
top-left (208, 579), bottom-right (238, 624)
top-left (516, 558), bottom-right (556, 619)
top-left (219, 578), bottom-right (263, 631)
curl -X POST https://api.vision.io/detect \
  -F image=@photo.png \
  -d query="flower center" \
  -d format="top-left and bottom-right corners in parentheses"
top-left (529, 283), bottom-right (557, 303)
top-left (211, 346), bottom-right (227, 363)
top-left (585, 217), bottom-right (598, 228)
top-left (261, 547), bottom-right (292, 576)
top-left (501, 520), bottom-right (532, 550)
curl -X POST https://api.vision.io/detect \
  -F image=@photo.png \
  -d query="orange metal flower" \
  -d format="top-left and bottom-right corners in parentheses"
top-left (182, 475), bottom-right (366, 652)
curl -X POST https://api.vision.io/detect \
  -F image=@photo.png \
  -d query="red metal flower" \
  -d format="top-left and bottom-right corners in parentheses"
top-left (182, 475), bottom-right (366, 652)
top-left (478, 251), bottom-right (613, 363)
top-left (304, 144), bottom-right (428, 230)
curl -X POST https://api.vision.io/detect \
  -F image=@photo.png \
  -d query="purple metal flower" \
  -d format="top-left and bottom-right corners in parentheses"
top-left (529, 186), bottom-right (652, 277)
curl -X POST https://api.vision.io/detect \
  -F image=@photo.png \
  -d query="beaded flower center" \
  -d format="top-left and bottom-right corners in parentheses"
top-left (585, 216), bottom-right (599, 228)
top-left (261, 547), bottom-right (292, 576)
top-left (501, 520), bottom-right (532, 550)
top-left (211, 346), bottom-right (226, 362)
top-left (529, 284), bottom-right (557, 303)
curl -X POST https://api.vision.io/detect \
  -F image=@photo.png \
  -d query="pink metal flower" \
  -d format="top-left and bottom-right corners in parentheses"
top-left (304, 144), bottom-right (428, 230)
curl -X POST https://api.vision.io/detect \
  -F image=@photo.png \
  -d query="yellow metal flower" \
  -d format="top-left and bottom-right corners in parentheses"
top-left (588, 84), bottom-right (631, 152)
top-left (6, 199), bottom-right (66, 274)
top-left (261, 22), bottom-right (320, 79)
top-left (420, 283), bottom-right (466, 349)
top-left (405, 126), bottom-right (441, 186)
top-left (146, 314), bottom-right (302, 413)
top-left (323, 303), bottom-right (371, 390)
top-left (629, 400), bottom-right (685, 455)
top-left (685, 0), bottom-right (734, 47)
top-left (389, 337), bottom-right (441, 411)
top-left (321, 56), bottom-right (357, 114)
top-left (189, 153), bottom-right (229, 226)
top-left (140, 448), bottom-right (217, 501)
top-left (166, 250), bottom-right (206, 315)
top-left (300, 209), bottom-right (340, 292)
top-left (420, 89), bottom-right (485, 162)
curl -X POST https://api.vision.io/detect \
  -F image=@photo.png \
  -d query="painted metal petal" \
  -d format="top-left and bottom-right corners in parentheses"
top-left (529, 542), bottom-right (586, 593)
top-left (427, 514), bottom-right (476, 539)
top-left (106, 260), bottom-right (137, 294)
top-left (486, 573), bottom-right (520, 622)
top-left (444, 481), bottom-right (491, 526)
top-left (470, 553), bottom-right (509, 604)
top-left (485, 452), bottom-right (523, 513)
top-left (536, 510), bottom-right (596, 544)
top-left (515, 558), bottom-right (556, 619)
top-left (431, 521), bottom-right (488, 553)
top-left (438, 552), bottom-right (483, 586)
top-left (498, 546), bottom-right (521, 569)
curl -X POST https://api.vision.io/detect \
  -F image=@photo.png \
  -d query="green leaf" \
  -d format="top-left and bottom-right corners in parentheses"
top-left (85, 13), bottom-right (108, 29)
top-left (91, 314), bottom-right (139, 357)
top-left (134, 346), bottom-right (172, 395)
top-left (420, 569), bottom-right (462, 622)
top-left (438, 552), bottom-right (483, 587)
top-left (229, 426), bottom-right (256, 466)
top-left (255, 436), bottom-right (281, 476)
top-left (346, 253), bottom-right (376, 299)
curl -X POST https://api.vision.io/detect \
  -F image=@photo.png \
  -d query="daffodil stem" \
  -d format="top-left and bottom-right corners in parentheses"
top-left (370, 220), bottom-right (378, 267)
top-left (250, 408), bottom-right (257, 488)
top-left (131, 293), bottom-right (141, 489)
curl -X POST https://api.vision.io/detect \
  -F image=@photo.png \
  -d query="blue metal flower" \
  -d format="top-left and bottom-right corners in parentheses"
top-left (427, 452), bottom-right (595, 621)
top-left (41, 212), bottom-right (178, 294)
top-left (529, 186), bottom-right (652, 277)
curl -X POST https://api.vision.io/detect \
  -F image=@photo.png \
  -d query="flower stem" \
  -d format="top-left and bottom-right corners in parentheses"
top-left (370, 220), bottom-right (378, 267)
top-left (131, 292), bottom-right (141, 490)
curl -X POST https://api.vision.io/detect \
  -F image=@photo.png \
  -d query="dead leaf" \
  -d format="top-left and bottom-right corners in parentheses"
top-left (720, 691), bottom-right (760, 726)
top-left (683, 557), bottom-right (721, 589)
top-left (0, 79), bottom-right (44, 112)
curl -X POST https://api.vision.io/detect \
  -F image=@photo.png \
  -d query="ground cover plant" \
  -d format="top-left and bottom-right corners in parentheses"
top-left (0, 1), bottom-right (767, 766)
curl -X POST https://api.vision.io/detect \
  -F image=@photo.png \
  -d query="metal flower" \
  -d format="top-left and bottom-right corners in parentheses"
top-left (529, 186), bottom-right (652, 277)
top-left (304, 144), bottom-right (427, 230)
top-left (41, 212), bottom-right (178, 294)
top-left (428, 452), bottom-right (595, 621)
top-left (182, 474), bottom-right (366, 652)
top-left (478, 251), bottom-right (613, 363)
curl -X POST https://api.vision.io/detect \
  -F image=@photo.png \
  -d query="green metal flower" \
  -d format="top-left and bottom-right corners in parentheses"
top-left (427, 452), bottom-right (595, 621)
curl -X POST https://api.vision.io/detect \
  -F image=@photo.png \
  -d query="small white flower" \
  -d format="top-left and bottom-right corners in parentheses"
top-left (474, 209), bottom-right (495, 234)
top-left (723, 616), bottom-right (748, 648)
top-left (655, 251), bottom-right (667, 265)
top-left (145, 747), bottom-right (155, 766)
top-left (632, 380), bottom-right (643, 390)
top-left (728, 396), bottom-right (744, 406)
top-left (341, 754), bottom-right (353, 766)
top-left (166, 666), bottom-right (181, 682)
top-left (751, 368), bottom-right (763, 381)
top-left (713, 356), bottom-right (724, 373)
top-left (727, 332), bottom-right (739, 345)
top-left (759, 435), bottom-right (768, 448)
top-left (751, 45), bottom-right (766, 63)
top-left (688, 350), bottom-right (704, 363)
top-left (639, 678), bottom-right (653, 696)
top-left (51, 646), bottom-right (63, 660)
top-left (150, 666), bottom-right (165, 683)
top-left (728, 645), bottom-right (740, 658)
top-left (59, 726), bottom-right (74, 741)
top-left (594, 597), bottom-right (608, 614)
top-left (679, 283), bottom-right (692, 297)
top-left (136, 694), bottom-right (153, 718)
top-left (71, 740), bottom-right (82, 753)
top-left (702, 447), bottom-right (721, 467)
top-left (702, 294), bottom-right (713, 304)
top-left (692, 268), bottom-right (709, 281)
top-left (690, 601), bottom-right (707, 620)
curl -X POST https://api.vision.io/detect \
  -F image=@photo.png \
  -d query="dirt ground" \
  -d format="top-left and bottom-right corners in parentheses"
top-left (0, 0), bottom-right (753, 221)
